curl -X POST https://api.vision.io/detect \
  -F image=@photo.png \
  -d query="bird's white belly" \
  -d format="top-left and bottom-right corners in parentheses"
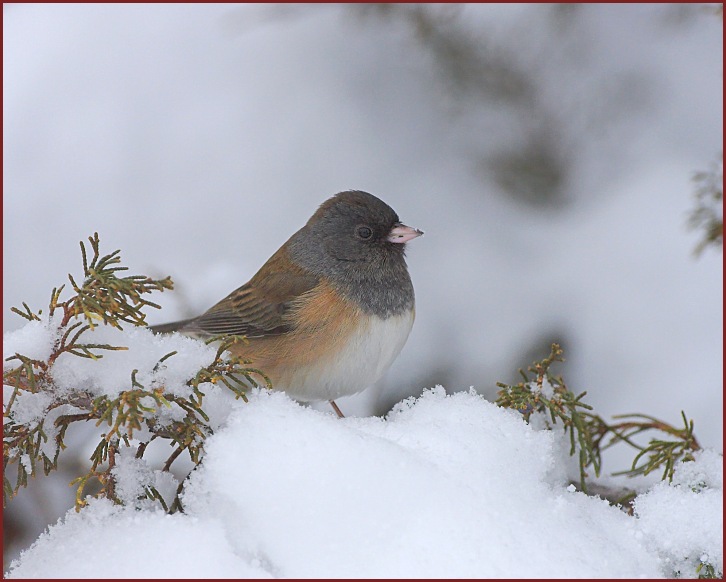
top-left (279, 310), bottom-right (415, 402)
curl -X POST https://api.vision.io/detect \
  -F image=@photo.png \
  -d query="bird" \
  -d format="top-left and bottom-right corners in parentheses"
top-left (150, 190), bottom-right (423, 417)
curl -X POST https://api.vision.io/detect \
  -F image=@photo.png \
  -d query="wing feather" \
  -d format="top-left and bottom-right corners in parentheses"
top-left (179, 246), bottom-right (319, 339)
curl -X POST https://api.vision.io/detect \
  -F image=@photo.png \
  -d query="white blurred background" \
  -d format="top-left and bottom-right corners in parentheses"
top-left (3, 3), bottom-right (722, 564)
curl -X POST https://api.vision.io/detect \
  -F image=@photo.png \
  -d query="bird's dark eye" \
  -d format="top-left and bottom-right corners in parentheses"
top-left (356, 226), bottom-right (373, 240)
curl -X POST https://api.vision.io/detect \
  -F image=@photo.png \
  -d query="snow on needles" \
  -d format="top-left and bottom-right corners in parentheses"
top-left (3, 319), bottom-right (230, 470)
top-left (6, 382), bottom-right (723, 578)
top-left (3, 320), bottom-right (219, 423)
top-left (48, 324), bottom-right (220, 400)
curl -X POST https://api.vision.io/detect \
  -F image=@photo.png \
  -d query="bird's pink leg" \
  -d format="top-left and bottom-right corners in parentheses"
top-left (329, 400), bottom-right (345, 418)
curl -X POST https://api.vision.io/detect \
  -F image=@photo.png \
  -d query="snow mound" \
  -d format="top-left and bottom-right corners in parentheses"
top-left (12, 387), bottom-right (718, 578)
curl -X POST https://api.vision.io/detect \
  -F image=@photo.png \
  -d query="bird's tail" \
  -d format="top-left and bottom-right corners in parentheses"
top-left (148, 318), bottom-right (196, 334)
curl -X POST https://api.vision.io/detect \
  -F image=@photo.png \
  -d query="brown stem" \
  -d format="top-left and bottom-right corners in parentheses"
top-left (135, 441), bottom-right (149, 459)
top-left (105, 442), bottom-right (118, 501)
top-left (169, 479), bottom-right (186, 514)
top-left (162, 446), bottom-right (183, 472)
top-left (54, 413), bottom-right (94, 427)
top-left (135, 435), bottom-right (158, 460)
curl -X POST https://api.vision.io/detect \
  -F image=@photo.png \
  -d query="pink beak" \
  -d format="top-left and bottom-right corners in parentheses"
top-left (387, 223), bottom-right (424, 244)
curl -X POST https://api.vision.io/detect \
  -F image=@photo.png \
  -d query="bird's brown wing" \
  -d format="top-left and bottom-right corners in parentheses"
top-left (181, 248), bottom-right (319, 339)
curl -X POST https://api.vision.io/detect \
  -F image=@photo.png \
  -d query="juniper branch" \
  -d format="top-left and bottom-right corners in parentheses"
top-left (496, 344), bottom-right (705, 497)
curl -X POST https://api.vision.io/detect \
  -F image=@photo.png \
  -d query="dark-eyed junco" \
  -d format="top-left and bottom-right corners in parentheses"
top-left (151, 190), bottom-right (422, 417)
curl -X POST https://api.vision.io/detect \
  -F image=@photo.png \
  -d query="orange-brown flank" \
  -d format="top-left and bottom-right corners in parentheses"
top-left (225, 280), bottom-right (362, 392)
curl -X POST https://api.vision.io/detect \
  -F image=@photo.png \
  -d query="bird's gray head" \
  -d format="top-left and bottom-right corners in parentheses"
top-left (288, 190), bottom-right (422, 315)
